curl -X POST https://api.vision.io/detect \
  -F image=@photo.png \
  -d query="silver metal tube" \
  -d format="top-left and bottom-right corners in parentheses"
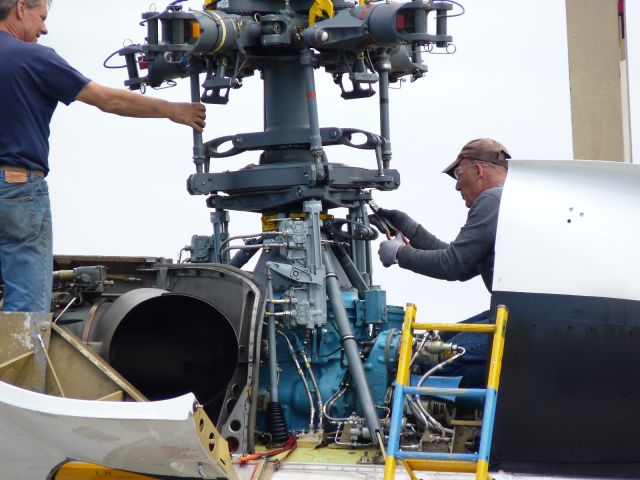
top-left (409, 332), bottom-right (431, 368)
top-left (219, 231), bottom-right (281, 252)
top-left (323, 385), bottom-right (352, 424)
top-left (407, 396), bottom-right (430, 427)
top-left (266, 299), bottom-right (292, 305)
top-left (299, 348), bottom-right (324, 431)
top-left (412, 347), bottom-right (467, 436)
top-left (412, 396), bottom-right (452, 436)
top-left (416, 347), bottom-right (466, 388)
top-left (264, 311), bottom-right (294, 317)
top-left (278, 329), bottom-right (315, 432)
top-left (266, 275), bottom-right (279, 403)
top-left (53, 297), bottom-right (78, 324)
top-left (322, 248), bottom-right (382, 445)
top-left (220, 243), bottom-right (287, 258)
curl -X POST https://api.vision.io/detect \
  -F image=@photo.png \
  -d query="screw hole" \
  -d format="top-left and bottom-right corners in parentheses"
top-left (230, 420), bottom-right (242, 432)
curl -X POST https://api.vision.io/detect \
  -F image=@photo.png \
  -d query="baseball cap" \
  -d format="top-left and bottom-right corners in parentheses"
top-left (442, 138), bottom-right (511, 178)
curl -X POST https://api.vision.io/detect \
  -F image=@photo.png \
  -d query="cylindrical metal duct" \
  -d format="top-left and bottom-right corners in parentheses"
top-left (84, 288), bottom-right (238, 416)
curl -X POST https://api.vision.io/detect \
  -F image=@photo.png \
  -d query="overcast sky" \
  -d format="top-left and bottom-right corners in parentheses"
top-left (42, 1), bottom-right (639, 322)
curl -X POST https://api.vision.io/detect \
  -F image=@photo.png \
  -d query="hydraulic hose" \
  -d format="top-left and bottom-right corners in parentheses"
top-left (298, 347), bottom-right (324, 431)
top-left (278, 329), bottom-right (316, 432)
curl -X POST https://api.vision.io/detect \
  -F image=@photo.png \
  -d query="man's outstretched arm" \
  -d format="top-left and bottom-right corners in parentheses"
top-left (76, 81), bottom-right (206, 132)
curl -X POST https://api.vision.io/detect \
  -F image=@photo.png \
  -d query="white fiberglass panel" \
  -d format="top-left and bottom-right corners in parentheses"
top-left (0, 381), bottom-right (223, 479)
top-left (493, 160), bottom-right (640, 301)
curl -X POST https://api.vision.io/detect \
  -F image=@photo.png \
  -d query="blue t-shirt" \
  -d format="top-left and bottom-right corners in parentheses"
top-left (0, 32), bottom-right (90, 175)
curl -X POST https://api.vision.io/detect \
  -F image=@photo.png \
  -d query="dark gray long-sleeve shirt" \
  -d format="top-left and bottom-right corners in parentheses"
top-left (396, 185), bottom-right (503, 292)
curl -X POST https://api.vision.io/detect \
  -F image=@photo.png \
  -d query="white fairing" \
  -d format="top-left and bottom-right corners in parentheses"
top-left (494, 160), bottom-right (640, 301)
top-left (0, 381), bottom-right (222, 479)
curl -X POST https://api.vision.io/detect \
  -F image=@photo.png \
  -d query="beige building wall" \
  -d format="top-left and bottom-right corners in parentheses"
top-left (565, 0), bottom-right (632, 161)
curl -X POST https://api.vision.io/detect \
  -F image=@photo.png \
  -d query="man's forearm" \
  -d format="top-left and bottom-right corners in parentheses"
top-left (77, 82), bottom-right (169, 117)
top-left (76, 81), bottom-right (206, 131)
top-left (410, 225), bottom-right (449, 250)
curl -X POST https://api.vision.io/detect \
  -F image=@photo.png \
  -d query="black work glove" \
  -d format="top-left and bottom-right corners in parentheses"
top-left (370, 208), bottom-right (419, 239)
top-left (368, 214), bottom-right (395, 236)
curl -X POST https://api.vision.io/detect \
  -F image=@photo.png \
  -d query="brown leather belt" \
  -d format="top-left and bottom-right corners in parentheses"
top-left (0, 165), bottom-right (45, 177)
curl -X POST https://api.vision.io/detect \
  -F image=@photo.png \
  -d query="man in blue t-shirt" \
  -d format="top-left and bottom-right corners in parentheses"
top-left (374, 138), bottom-right (510, 387)
top-left (0, 0), bottom-right (206, 312)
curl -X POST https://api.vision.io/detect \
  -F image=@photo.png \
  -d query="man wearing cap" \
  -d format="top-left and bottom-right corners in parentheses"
top-left (374, 138), bottom-right (510, 386)
top-left (0, 0), bottom-right (206, 313)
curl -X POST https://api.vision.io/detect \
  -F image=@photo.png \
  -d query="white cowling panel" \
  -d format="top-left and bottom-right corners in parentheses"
top-left (0, 381), bottom-right (223, 479)
top-left (493, 160), bottom-right (640, 301)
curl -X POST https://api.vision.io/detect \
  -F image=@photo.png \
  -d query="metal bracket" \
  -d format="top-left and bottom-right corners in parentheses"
top-left (30, 313), bottom-right (52, 394)
top-left (267, 262), bottom-right (324, 285)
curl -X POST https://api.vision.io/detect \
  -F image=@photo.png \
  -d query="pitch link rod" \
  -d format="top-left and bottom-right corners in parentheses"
top-left (190, 71), bottom-right (206, 173)
top-left (301, 49), bottom-right (326, 181)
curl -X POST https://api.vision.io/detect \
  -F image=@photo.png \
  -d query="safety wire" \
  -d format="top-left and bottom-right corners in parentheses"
top-left (434, 0), bottom-right (465, 17)
top-left (102, 49), bottom-right (127, 69)
top-left (139, 0), bottom-right (187, 26)
top-left (53, 297), bottom-right (78, 324)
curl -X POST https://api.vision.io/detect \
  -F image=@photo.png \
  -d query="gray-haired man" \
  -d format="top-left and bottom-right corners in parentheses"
top-left (0, 0), bottom-right (206, 312)
top-left (375, 138), bottom-right (511, 386)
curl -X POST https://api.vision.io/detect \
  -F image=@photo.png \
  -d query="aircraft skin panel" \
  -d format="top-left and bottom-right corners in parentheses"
top-left (494, 160), bottom-right (640, 302)
top-left (266, 463), bottom-right (605, 479)
top-left (0, 381), bottom-right (225, 480)
top-left (56, 461), bottom-right (623, 480)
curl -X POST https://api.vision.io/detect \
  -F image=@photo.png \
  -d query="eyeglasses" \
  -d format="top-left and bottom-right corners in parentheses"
top-left (453, 162), bottom-right (476, 180)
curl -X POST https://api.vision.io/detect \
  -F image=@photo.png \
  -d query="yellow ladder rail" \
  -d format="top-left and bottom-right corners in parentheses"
top-left (384, 304), bottom-right (509, 480)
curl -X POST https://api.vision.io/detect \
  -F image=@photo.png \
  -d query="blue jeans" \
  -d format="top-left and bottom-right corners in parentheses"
top-left (438, 310), bottom-right (491, 388)
top-left (0, 172), bottom-right (52, 312)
